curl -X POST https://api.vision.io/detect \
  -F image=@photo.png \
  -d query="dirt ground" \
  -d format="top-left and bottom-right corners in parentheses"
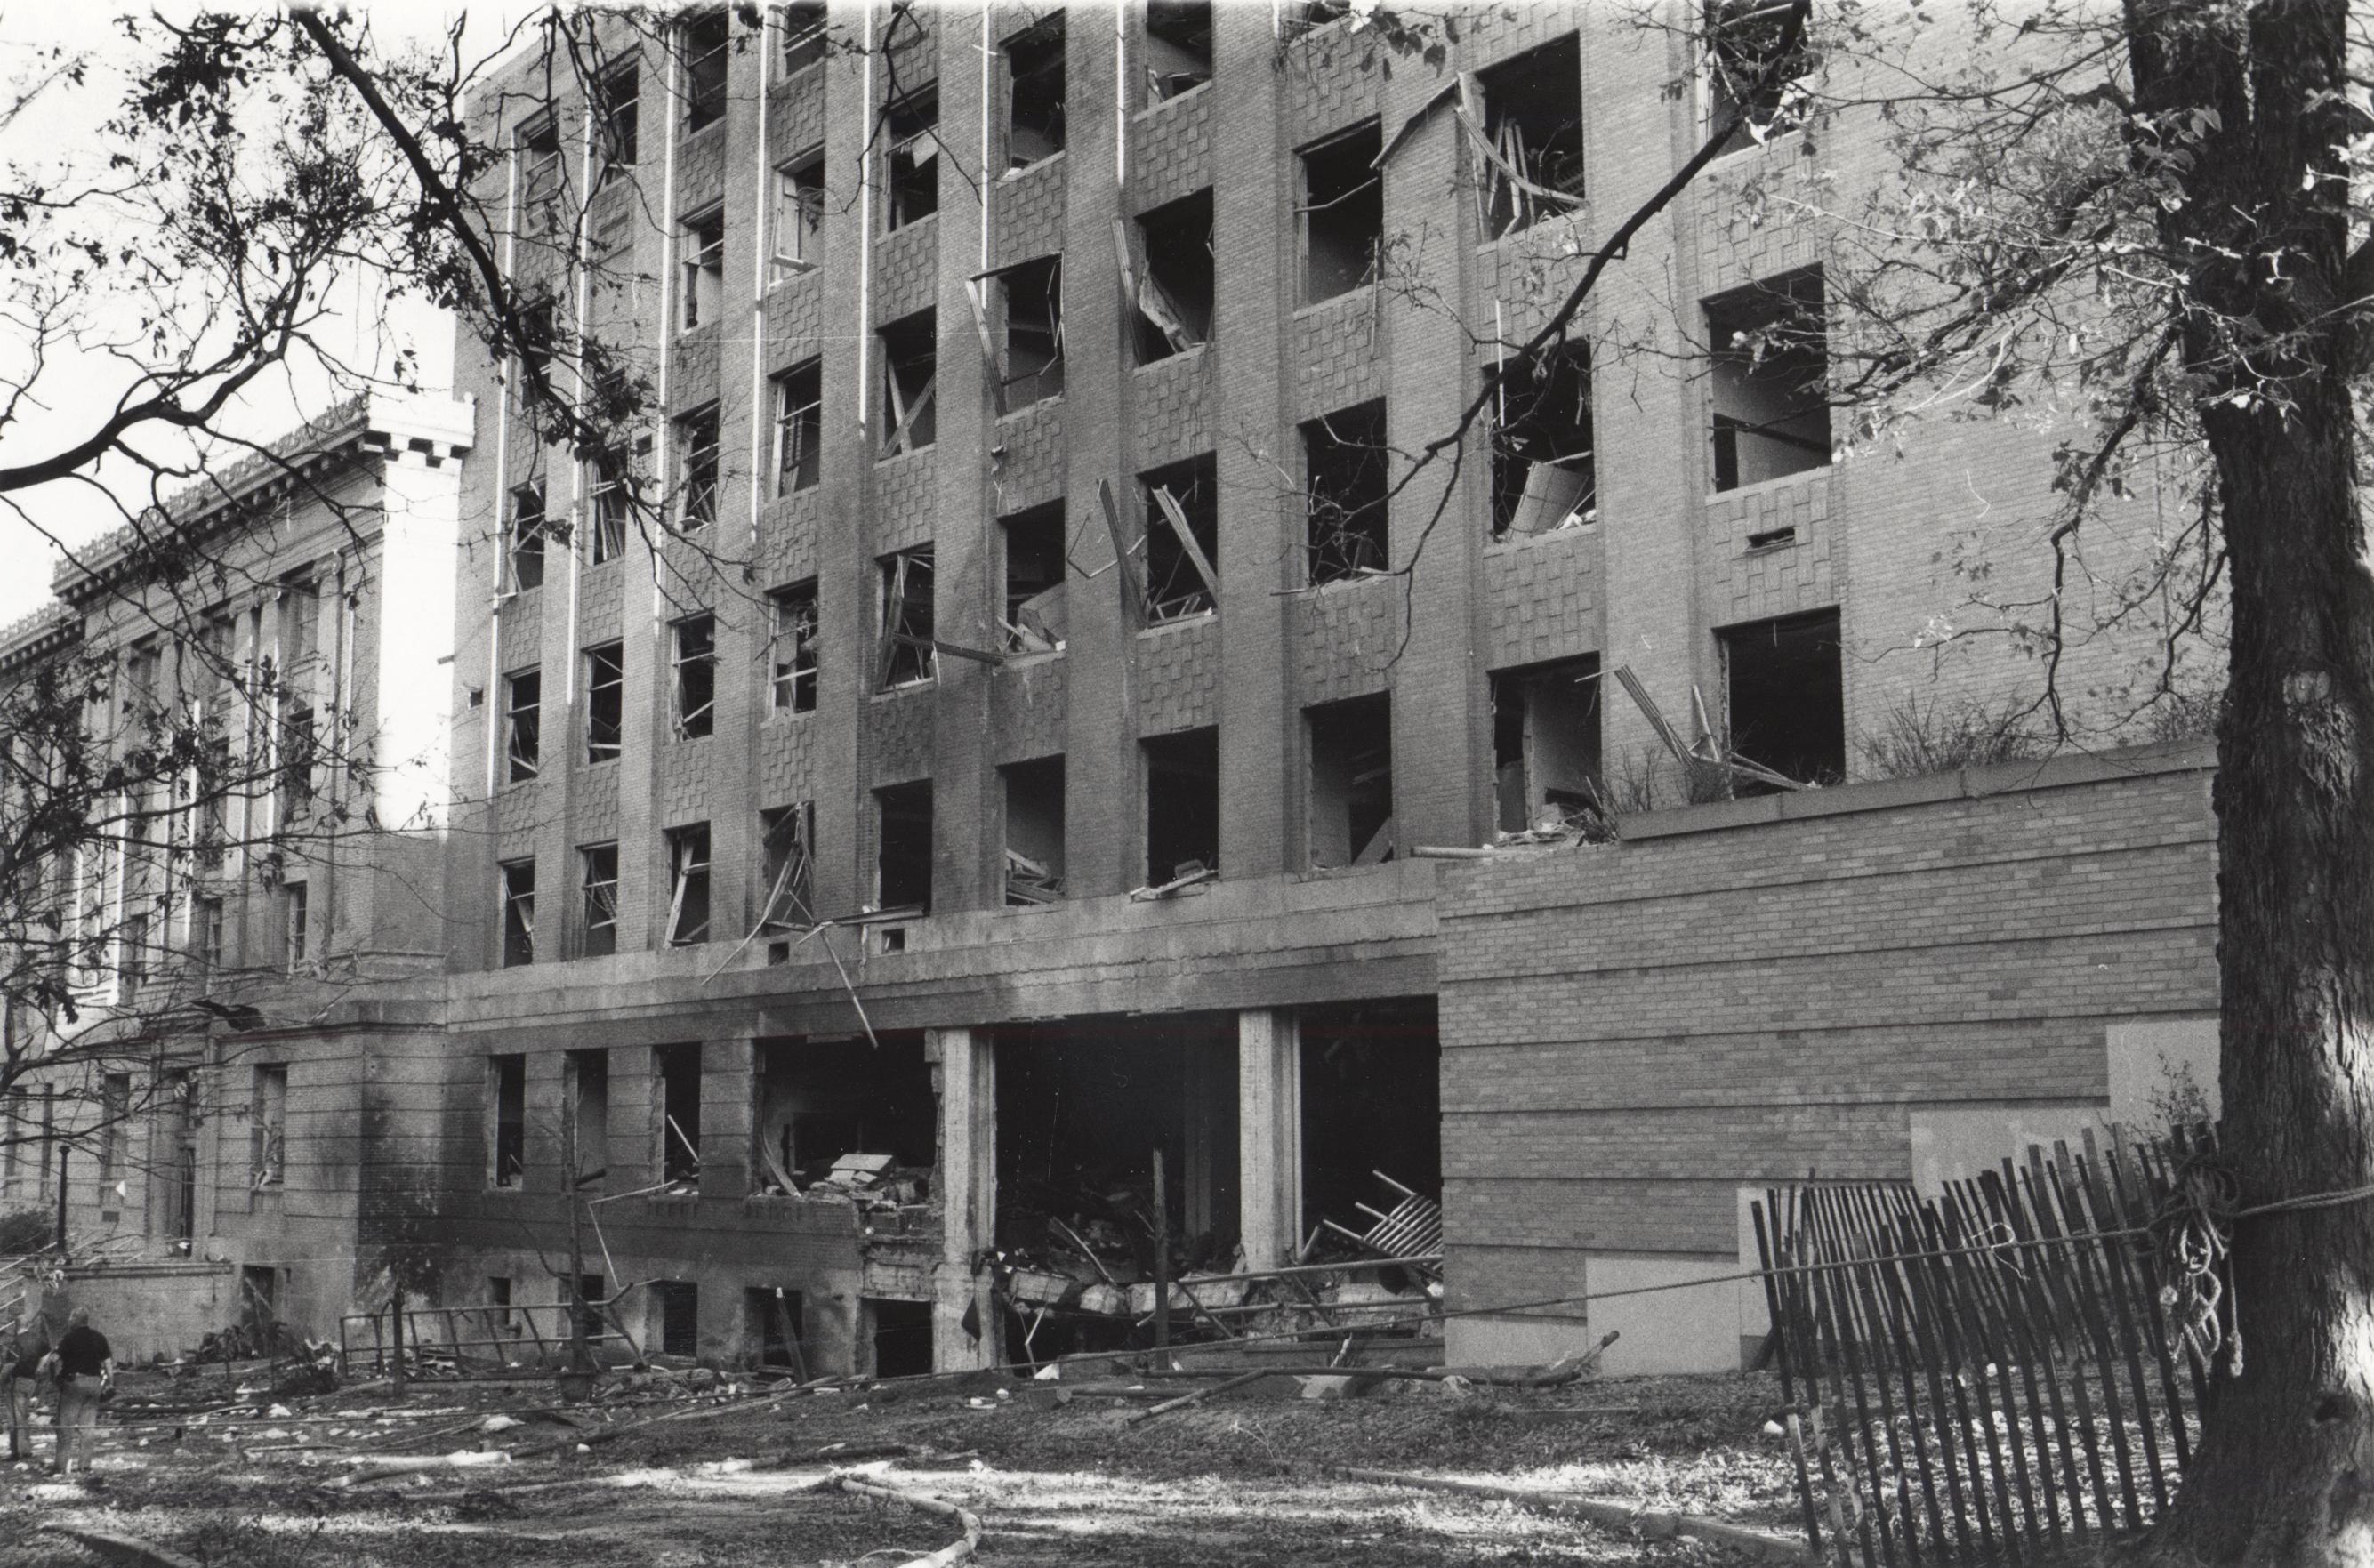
top-left (0, 1362), bottom-right (1811, 1567)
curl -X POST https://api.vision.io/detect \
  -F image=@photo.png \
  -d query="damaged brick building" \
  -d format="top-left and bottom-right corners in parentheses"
top-left (2, 4), bottom-right (2222, 1377)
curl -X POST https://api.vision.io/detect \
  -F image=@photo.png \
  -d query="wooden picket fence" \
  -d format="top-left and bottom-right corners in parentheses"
top-left (1752, 1127), bottom-right (2217, 1565)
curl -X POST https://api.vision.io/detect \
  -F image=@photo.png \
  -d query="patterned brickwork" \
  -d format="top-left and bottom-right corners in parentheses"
top-left (988, 655), bottom-right (1066, 764)
top-left (769, 66), bottom-right (827, 163)
top-left (1131, 350), bottom-right (1213, 468)
top-left (656, 736), bottom-right (714, 824)
top-left (1291, 290), bottom-right (1385, 419)
top-left (1281, 25), bottom-right (1384, 148)
top-left (1293, 577), bottom-right (1400, 703)
top-left (571, 762), bottom-right (621, 844)
top-left (1705, 470), bottom-right (1835, 628)
top-left (1136, 615), bottom-right (1219, 736)
top-left (1130, 84), bottom-right (1211, 210)
top-left (671, 319), bottom-right (725, 411)
top-left (1696, 140), bottom-right (1828, 298)
top-left (865, 686), bottom-right (935, 783)
top-left (759, 490), bottom-right (824, 584)
top-left (763, 269), bottom-right (826, 350)
top-left (757, 712), bottom-right (818, 808)
top-left (873, 215), bottom-right (939, 325)
top-left (990, 154), bottom-right (1067, 269)
top-left (874, 450), bottom-right (938, 554)
top-left (1483, 527), bottom-right (1603, 671)
top-left (675, 128), bottom-right (730, 220)
top-left (990, 398), bottom-right (1064, 513)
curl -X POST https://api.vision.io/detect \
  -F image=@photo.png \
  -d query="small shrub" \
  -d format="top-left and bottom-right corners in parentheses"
top-left (0, 1208), bottom-right (54, 1257)
top-left (1856, 691), bottom-right (2048, 780)
top-left (2143, 688), bottom-right (2218, 745)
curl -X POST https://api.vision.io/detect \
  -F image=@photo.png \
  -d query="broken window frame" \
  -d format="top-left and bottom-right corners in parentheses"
top-left (503, 667), bottom-right (542, 783)
top-left (1003, 13), bottom-right (1066, 171)
top-left (1486, 339), bottom-right (1597, 538)
top-left (779, 1), bottom-right (829, 76)
top-left (1718, 607), bottom-right (1846, 792)
top-left (680, 8), bottom-right (730, 137)
top-left (680, 207), bottom-right (726, 332)
top-left (1298, 120), bottom-right (1384, 304)
top-left (999, 502), bottom-right (1067, 654)
top-left (1001, 756), bottom-right (1066, 905)
top-left (873, 780), bottom-right (933, 914)
top-left (1468, 35), bottom-right (1588, 239)
top-left (519, 113), bottom-right (565, 235)
top-left (1138, 455), bottom-right (1220, 623)
top-left (596, 63), bottom-right (640, 186)
top-left (1120, 192), bottom-right (1214, 364)
top-left (768, 581), bottom-right (820, 712)
top-left (1305, 694), bottom-right (1396, 870)
top-left (664, 824), bottom-right (712, 947)
top-left (877, 547), bottom-right (937, 688)
top-left (879, 310), bottom-right (938, 455)
top-left (500, 856), bottom-right (537, 969)
top-left (507, 483), bottom-right (548, 592)
top-left (672, 614), bottom-right (717, 741)
top-left (884, 86), bottom-right (939, 231)
top-left (1143, 0), bottom-right (1212, 104)
top-left (676, 402), bottom-right (720, 530)
top-left (588, 448), bottom-right (631, 563)
top-left (585, 641), bottom-right (624, 764)
top-left (1491, 655), bottom-right (1605, 835)
top-left (771, 149), bottom-right (825, 277)
top-left (1706, 268), bottom-right (1831, 493)
top-left (1302, 399), bottom-right (1392, 583)
top-left (772, 360), bottom-right (822, 494)
top-left (759, 802), bottom-right (817, 930)
top-left (1707, 0), bottom-right (1815, 153)
top-left (1142, 727), bottom-right (1220, 888)
top-left (966, 256), bottom-right (1064, 415)
top-left (251, 1064), bottom-right (287, 1190)
top-left (580, 840), bottom-right (620, 957)
top-left (656, 1044), bottom-right (704, 1186)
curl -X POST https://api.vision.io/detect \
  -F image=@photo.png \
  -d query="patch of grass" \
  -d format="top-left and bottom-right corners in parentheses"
top-left (1856, 692), bottom-right (2049, 780)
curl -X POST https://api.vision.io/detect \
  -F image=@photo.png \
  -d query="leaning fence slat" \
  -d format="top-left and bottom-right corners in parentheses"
top-left (1804, 1189), bottom-right (1887, 1568)
top-left (2109, 1133), bottom-right (2201, 1462)
top-left (1940, 1176), bottom-right (2040, 1557)
top-left (1871, 1187), bottom-right (1953, 1556)
top-left (2017, 1153), bottom-right (2117, 1535)
top-left (2076, 1134), bottom-right (2172, 1511)
top-left (1918, 1189), bottom-right (2009, 1561)
top-left (1839, 1184), bottom-right (1927, 1564)
top-left (2045, 1145), bottom-right (2145, 1532)
top-left (1758, 1199), bottom-right (1826, 1558)
top-left (1971, 1167), bottom-right (2074, 1549)
top-left (1890, 1190), bottom-right (1982, 1557)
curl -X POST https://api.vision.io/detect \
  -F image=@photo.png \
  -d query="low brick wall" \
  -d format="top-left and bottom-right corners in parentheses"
top-left (1437, 741), bottom-right (2219, 1374)
top-left (58, 1261), bottom-right (231, 1363)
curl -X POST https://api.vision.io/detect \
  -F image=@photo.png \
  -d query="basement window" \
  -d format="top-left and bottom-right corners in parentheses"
top-left (1129, 189), bottom-right (1213, 363)
top-left (769, 580), bottom-right (819, 712)
top-left (1709, 0), bottom-right (1815, 153)
top-left (1718, 607), bottom-right (1844, 790)
top-left (1307, 694), bottom-right (1394, 868)
top-left (676, 403), bottom-right (720, 530)
top-left (1489, 341), bottom-right (1596, 536)
top-left (1492, 656), bottom-right (1603, 833)
top-left (589, 448), bottom-right (631, 563)
top-left (772, 149), bottom-right (825, 276)
top-left (760, 802), bottom-right (816, 929)
top-left (656, 1043), bottom-right (704, 1186)
top-left (1304, 399), bottom-right (1389, 583)
top-left (656, 1280), bottom-right (699, 1355)
top-left (586, 641), bottom-right (624, 763)
top-left (781, 1), bottom-right (828, 76)
top-left (1144, 727), bottom-right (1219, 886)
top-left (874, 780), bottom-right (933, 913)
top-left (665, 823), bottom-right (712, 945)
top-left (672, 615), bottom-right (716, 740)
top-left (997, 257), bottom-right (1064, 409)
top-left (878, 547), bottom-right (935, 688)
top-left (1300, 121), bottom-right (1382, 303)
top-left (880, 309), bottom-right (937, 455)
top-left (1475, 34), bottom-right (1586, 237)
top-left (1144, 0), bottom-right (1211, 102)
top-left (1707, 269), bottom-right (1830, 491)
top-left (504, 669), bottom-right (542, 782)
top-left (489, 1054), bottom-right (526, 1187)
top-left (681, 9), bottom-right (729, 136)
top-left (1002, 756), bottom-right (1065, 905)
top-left (681, 208), bottom-right (725, 332)
top-left (1005, 14), bottom-right (1066, 169)
top-left (507, 484), bottom-right (547, 591)
top-left (772, 359), bottom-right (822, 494)
top-left (580, 841), bottom-right (619, 957)
top-left (597, 64), bottom-right (639, 184)
top-left (1000, 502), bottom-right (1066, 653)
top-left (566, 1048), bottom-right (609, 1182)
top-left (1140, 454), bottom-right (1219, 623)
top-left (501, 857), bottom-right (537, 968)
top-left (885, 87), bottom-right (938, 229)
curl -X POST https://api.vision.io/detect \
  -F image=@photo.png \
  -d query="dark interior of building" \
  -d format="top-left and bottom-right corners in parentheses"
top-left (1299, 998), bottom-right (1441, 1246)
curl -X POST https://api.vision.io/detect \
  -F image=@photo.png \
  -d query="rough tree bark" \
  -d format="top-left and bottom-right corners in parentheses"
top-left (2132, 1), bottom-right (2374, 1560)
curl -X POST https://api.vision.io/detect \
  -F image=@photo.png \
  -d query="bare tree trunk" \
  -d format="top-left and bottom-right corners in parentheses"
top-left (2131, 1), bottom-right (2374, 1558)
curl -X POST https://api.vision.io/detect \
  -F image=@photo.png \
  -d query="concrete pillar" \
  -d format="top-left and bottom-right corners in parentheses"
top-left (927, 1026), bottom-right (995, 1371)
top-left (1238, 1009), bottom-right (1302, 1270)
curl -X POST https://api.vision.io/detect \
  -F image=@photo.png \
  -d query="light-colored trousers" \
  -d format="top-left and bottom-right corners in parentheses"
top-left (52, 1375), bottom-right (99, 1473)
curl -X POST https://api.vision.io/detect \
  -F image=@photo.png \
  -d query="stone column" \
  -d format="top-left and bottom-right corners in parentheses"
top-left (927, 1027), bottom-right (996, 1371)
top-left (1238, 1009), bottom-right (1302, 1270)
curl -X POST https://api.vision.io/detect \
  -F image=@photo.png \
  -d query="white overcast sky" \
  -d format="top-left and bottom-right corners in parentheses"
top-left (0, 4), bottom-right (551, 631)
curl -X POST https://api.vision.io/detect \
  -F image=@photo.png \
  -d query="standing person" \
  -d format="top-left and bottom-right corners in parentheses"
top-left (2, 1307), bottom-right (53, 1463)
top-left (46, 1308), bottom-right (110, 1476)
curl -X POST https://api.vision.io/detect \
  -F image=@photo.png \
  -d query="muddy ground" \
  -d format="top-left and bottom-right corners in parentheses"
top-left (0, 1362), bottom-right (1809, 1566)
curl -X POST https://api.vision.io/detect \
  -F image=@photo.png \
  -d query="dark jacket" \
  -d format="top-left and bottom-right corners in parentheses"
top-left (54, 1325), bottom-right (109, 1379)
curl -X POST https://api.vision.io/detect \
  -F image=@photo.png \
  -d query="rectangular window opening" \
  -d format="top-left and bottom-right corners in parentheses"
top-left (1476, 35), bottom-right (1586, 238)
top-left (1139, 454), bottom-right (1219, 623)
top-left (879, 309), bottom-right (937, 455)
top-left (1491, 655), bottom-right (1604, 833)
top-left (682, 9), bottom-right (729, 135)
top-left (656, 1279), bottom-right (700, 1356)
top-left (772, 149), bottom-right (825, 275)
top-left (1709, 0), bottom-right (1815, 153)
top-left (501, 857), bottom-right (537, 968)
top-left (1304, 399), bottom-right (1390, 583)
top-left (760, 802), bottom-right (816, 930)
top-left (1144, 0), bottom-right (1212, 102)
top-left (1719, 607), bottom-right (1845, 791)
top-left (1143, 727), bottom-right (1219, 886)
top-left (999, 503), bottom-right (1066, 654)
top-left (1707, 268), bottom-right (1830, 491)
top-left (769, 581), bottom-right (820, 712)
top-left (747, 1286), bottom-right (809, 1370)
top-left (96, 1073), bottom-right (129, 1189)
top-left (580, 841), bottom-right (619, 958)
top-left (656, 1043), bottom-right (703, 1187)
top-left (873, 780), bottom-right (933, 914)
top-left (665, 824), bottom-right (712, 946)
top-left (1002, 756), bottom-right (1065, 905)
top-left (1300, 121), bottom-right (1382, 303)
top-left (772, 359), bottom-right (823, 494)
top-left (672, 615), bottom-right (717, 740)
top-left (885, 87), bottom-right (938, 229)
top-left (1005, 14), bottom-right (1066, 169)
top-left (586, 641), bottom-right (624, 764)
top-left (676, 403), bottom-right (720, 529)
top-left (1307, 694), bottom-right (1395, 869)
top-left (489, 1053), bottom-right (526, 1186)
top-left (251, 1065), bottom-right (287, 1189)
top-left (681, 209), bottom-right (725, 333)
top-left (565, 1048), bottom-right (610, 1186)
top-left (598, 64), bottom-right (640, 184)
top-left (995, 256), bottom-right (1064, 409)
top-left (1130, 189), bottom-right (1213, 363)
top-left (508, 484), bottom-right (547, 591)
top-left (590, 449), bottom-right (631, 563)
top-left (781, 1), bottom-right (829, 76)
top-left (877, 547), bottom-right (936, 688)
top-left (196, 895), bottom-right (225, 971)
top-left (504, 668), bottom-right (542, 783)
top-left (1489, 340), bottom-right (1597, 536)
top-left (282, 881), bottom-right (308, 972)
